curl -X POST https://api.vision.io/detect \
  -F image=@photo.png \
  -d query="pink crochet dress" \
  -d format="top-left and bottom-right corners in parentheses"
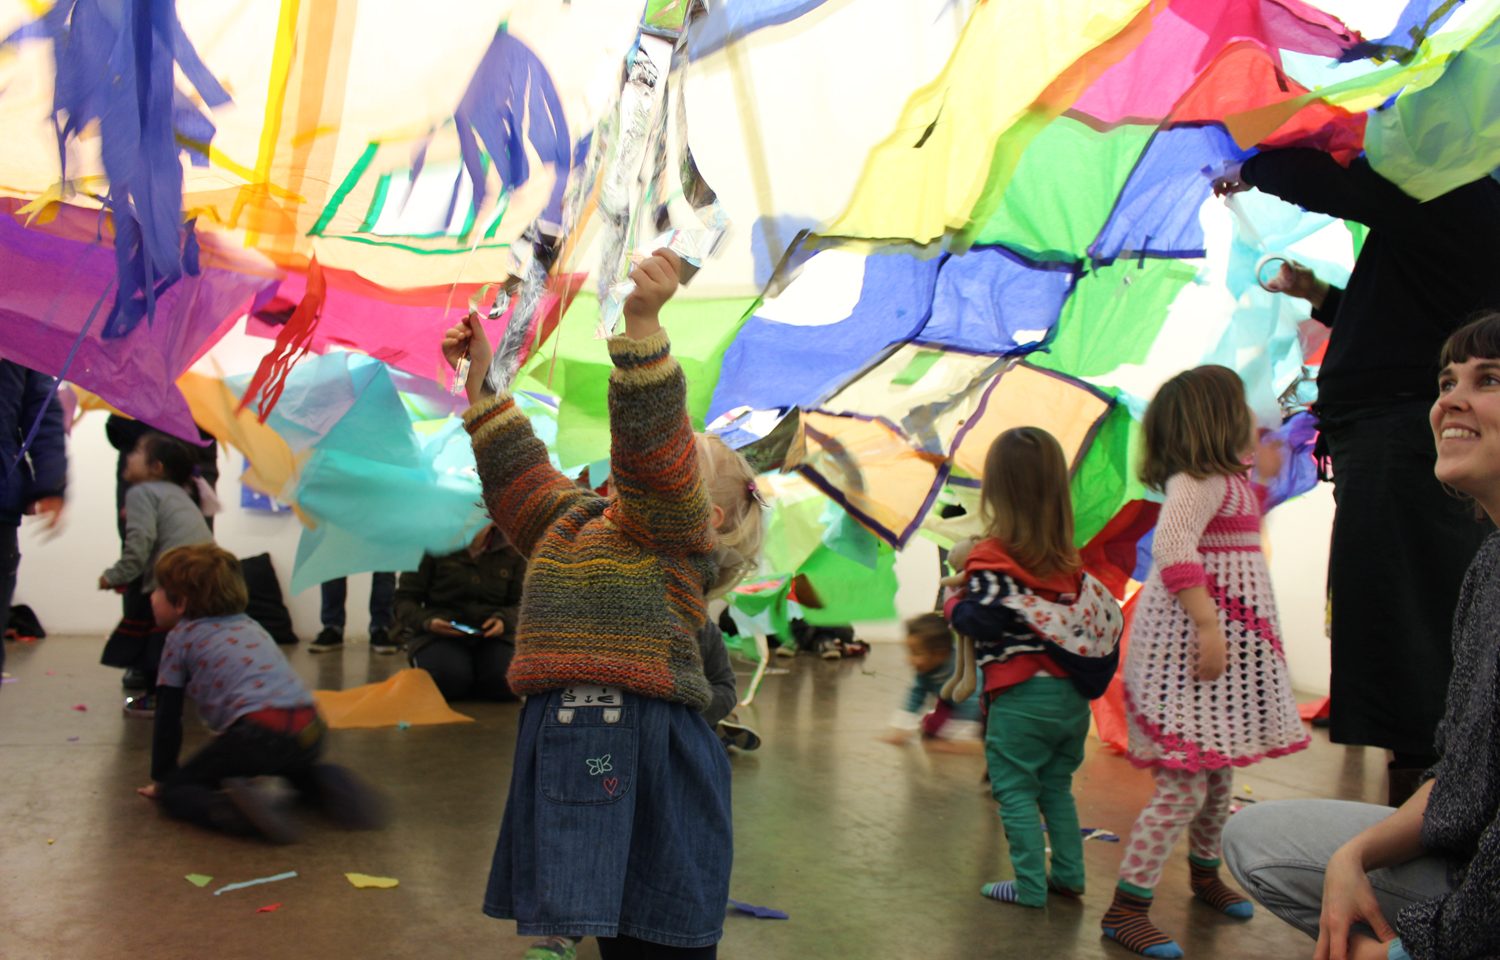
top-left (1124, 472), bottom-right (1309, 771)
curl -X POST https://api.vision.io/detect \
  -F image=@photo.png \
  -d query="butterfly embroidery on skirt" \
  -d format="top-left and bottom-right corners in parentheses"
top-left (586, 755), bottom-right (614, 776)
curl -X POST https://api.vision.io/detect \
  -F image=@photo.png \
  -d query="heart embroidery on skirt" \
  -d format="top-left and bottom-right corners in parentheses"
top-left (603, 777), bottom-right (620, 797)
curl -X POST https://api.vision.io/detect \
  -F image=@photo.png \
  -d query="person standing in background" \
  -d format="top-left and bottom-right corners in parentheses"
top-left (106, 414), bottom-right (218, 690)
top-left (310, 573), bottom-right (397, 654)
top-left (1215, 152), bottom-right (1500, 804)
top-left (1, 360), bottom-right (66, 678)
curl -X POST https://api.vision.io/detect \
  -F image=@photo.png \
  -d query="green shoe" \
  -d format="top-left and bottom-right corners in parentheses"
top-left (524, 936), bottom-right (578, 960)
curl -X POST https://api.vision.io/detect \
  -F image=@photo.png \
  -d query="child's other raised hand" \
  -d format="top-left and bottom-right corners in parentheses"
top-left (622, 249), bottom-right (683, 339)
top-left (137, 783), bottom-right (159, 800)
top-left (441, 312), bottom-right (495, 404)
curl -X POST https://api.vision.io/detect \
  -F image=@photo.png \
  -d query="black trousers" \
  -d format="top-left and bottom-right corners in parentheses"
top-left (158, 719), bottom-right (324, 835)
top-left (408, 636), bottom-right (516, 703)
top-left (1323, 400), bottom-right (1490, 756)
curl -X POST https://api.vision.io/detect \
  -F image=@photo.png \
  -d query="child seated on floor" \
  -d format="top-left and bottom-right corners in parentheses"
top-left (882, 613), bottom-right (982, 743)
top-left (136, 543), bottom-right (385, 844)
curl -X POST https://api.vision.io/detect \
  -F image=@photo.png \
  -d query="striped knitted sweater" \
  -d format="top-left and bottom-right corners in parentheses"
top-left (463, 328), bottom-right (716, 710)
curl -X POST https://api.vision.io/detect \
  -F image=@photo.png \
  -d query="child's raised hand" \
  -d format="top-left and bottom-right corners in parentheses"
top-left (1197, 623), bottom-right (1227, 682)
top-left (441, 312), bottom-right (495, 404)
top-left (137, 783), bottom-right (159, 800)
top-left (622, 249), bottom-right (683, 338)
top-left (1253, 432), bottom-right (1285, 484)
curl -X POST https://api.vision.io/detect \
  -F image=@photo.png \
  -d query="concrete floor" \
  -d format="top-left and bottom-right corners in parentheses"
top-left (2, 635), bottom-right (1381, 960)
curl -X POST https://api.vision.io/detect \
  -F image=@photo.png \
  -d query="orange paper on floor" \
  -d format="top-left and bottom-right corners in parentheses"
top-left (314, 668), bottom-right (474, 729)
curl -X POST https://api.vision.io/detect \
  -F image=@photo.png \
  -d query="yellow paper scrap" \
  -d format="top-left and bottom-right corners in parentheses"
top-left (345, 873), bottom-right (399, 889)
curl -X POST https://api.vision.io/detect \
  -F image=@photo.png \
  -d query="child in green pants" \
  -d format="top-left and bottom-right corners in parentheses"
top-left (943, 427), bottom-right (1123, 907)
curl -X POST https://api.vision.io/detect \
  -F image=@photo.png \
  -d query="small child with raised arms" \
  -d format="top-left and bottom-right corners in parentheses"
top-left (444, 249), bottom-right (764, 960)
top-left (138, 543), bottom-right (384, 843)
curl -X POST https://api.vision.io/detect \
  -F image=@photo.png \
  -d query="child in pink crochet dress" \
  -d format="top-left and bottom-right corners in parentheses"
top-left (1102, 365), bottom-right (1309, 959)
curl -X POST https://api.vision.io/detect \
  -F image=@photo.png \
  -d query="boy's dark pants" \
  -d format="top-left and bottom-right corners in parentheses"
top-left (159, 718), bottom-right (324, 835)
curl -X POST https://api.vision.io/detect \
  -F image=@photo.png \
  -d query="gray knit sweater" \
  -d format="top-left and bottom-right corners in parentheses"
top-left (1398, 531), bottom-right (1500, 960)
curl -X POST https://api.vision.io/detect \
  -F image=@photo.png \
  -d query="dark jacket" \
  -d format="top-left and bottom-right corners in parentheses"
top-left (394, 538), bottom-right (526, 655)
top-left (1240, 151), bottom-right (1500, 412)
top-left (1397, 532), bottom-right (1500, 960)
top-left (697, 622), bottom-right (737, 727)
top-left (0, 361), bottom-right (67, 527)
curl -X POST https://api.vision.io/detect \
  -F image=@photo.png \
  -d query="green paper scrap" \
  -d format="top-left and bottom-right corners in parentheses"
top-left (185, 874), bottom-right (213, 888)
top-left (890, 349), bottom-right (944, 387)
top-left (214, 870), bottom-right (297, 896)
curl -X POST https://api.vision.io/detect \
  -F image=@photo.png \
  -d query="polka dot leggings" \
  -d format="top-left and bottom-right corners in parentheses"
top-left (1118, 766), bottom-right (1233, 891)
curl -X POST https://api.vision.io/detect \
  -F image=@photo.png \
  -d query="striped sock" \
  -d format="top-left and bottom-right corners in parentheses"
top-left (979, 881), bottom-right (1042, 908)
top-left (1101, 887), bottom-right (1184, 959)
top-left (1189, 857), bottom-right (1253, 919)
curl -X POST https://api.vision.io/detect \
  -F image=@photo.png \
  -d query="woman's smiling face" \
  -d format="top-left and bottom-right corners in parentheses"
top-left (1431, 355), bottom-right (1500, 521)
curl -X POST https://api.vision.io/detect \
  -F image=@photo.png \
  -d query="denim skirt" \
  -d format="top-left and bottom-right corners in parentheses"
top-left (483, 687), bottom-right (732, 947)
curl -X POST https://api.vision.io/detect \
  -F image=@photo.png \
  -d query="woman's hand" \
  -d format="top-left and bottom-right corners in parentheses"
top-left (1314, 846), bottom-right (1398, 960)
top-left (97, 575), bottom-right (113, 591)
top-left (1197, 622), bottom-right (1227, 681)
top-left (622, 249), bottom-right (682, 340)
top-left (441, 312), bottom-right (495, 404)
top-left (481, 616), bottom-right (506, 639)
top-left (426, 618), bottom-right (466, 639)
top-left (1212, 161), bottom-right (1250, 197)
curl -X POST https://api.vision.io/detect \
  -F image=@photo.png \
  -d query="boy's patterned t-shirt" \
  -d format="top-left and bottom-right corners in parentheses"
top-left (157, 614), bottom-right (313, 731)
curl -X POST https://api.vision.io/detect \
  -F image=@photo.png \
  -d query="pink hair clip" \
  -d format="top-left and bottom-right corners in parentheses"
top-left (747, 480), bottom-right (769, 509)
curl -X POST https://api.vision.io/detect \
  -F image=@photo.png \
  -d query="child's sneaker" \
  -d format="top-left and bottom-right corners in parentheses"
top-left (817, 637), bottom-right (842, 660)
top-left (773, 643), bottom-right (796, 659)
top-left (718, 718), bottom-right (762, 752)
top-left (524, 936), bottom-right (578, 960)
top-left (309, 628), bottom-right (344, 653)
top-left (123, 693), bottom-right (156, 718)
top-left (369, 629), bottom-right (399, 655)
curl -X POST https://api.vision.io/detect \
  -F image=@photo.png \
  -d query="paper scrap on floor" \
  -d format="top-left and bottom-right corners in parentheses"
top-left (314, 668), bottom-right (473, 729)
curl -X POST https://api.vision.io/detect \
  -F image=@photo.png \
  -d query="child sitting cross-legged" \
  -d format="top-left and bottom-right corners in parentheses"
top-left (137, 543), bottom-right (386, 843)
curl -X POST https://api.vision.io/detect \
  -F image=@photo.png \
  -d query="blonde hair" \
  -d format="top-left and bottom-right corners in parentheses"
top-left (978, 427), bottom-right (1081, 580)
top-left (1139, 365), bottom-right (1253, 491)
top-left (155, 543), bottom-right (250, 619)
top-left (696, 433), bottom-right (766, 599)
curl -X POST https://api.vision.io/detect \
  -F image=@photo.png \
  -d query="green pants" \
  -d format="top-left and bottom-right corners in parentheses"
top-left (984, 675), bottom-right (1091, 906)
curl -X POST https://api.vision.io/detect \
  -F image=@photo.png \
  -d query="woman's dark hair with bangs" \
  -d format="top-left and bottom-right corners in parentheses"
top-left (1440, 311), bottom-right (1500, 368)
